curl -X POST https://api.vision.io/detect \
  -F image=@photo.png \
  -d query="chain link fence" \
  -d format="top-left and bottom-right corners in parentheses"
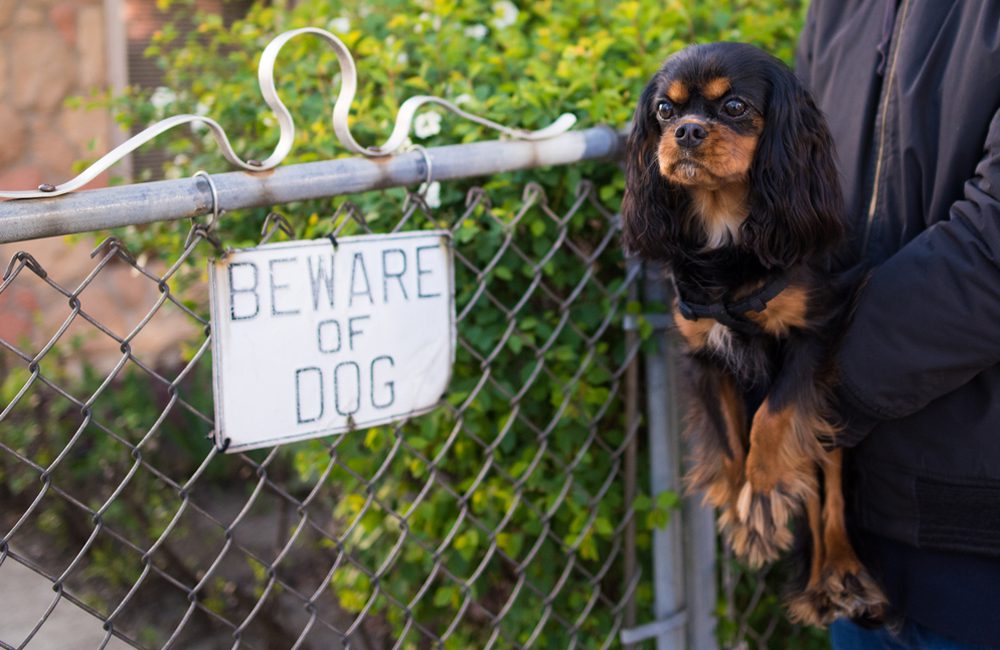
top-left (0, 158), bottom-right (650, 648)
top-left (717, 549), bottom-right (829, 650)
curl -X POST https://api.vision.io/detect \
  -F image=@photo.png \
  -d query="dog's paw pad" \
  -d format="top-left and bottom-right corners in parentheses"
top-left (821, 562), bottom-right (889, 622)
top-left (786, 587), bottom-right (839, 628)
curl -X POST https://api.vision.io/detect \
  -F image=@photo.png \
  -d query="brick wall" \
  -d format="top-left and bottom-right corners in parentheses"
top-left (0, 0), bottom-right (200, 373)
top-left (0, 0), bottom-right (114, 193)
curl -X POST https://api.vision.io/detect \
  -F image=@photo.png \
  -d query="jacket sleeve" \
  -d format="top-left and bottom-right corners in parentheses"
top-left (794, 3), bottom-right (817, 88)
top-left (835, 105), bottom-right (1000, 446)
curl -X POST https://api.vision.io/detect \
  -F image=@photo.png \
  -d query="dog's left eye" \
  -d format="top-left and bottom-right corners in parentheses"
top-left (722, 99), bottom-right (748, 117)
top-left (656, 101), bottom-right (675, 120)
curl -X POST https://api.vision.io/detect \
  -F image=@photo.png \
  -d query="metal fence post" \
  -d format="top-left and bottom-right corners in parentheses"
top-left (679, 373), bottom-right (720, 650)
top-left (620, 260), bottom-right (720, 650)
top-left (643, 262), bottom-right (686, 650)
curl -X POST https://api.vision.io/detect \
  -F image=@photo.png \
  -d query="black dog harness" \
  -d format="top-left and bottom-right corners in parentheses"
top-left (671, 273), bottom-right (790, 336)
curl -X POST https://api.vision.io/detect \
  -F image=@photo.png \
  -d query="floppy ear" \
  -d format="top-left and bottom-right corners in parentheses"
top-left (621, 80), bottom-right (689, 260)
top-left (741, 63), bottom-right (845, 269)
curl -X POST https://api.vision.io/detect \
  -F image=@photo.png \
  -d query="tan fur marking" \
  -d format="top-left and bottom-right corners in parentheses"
top-left (673, 308), bottom-right (713, 350)
top-left (821, 449), bottom-right (853, 563)
top-left (657, 124), bottom-right (759, 190)
top-left (702, 77), bottom-right (731, 100)
top-left (745, 285), bottom-right (811, 335)
top-left (667, 79), bottom-right (689, 104)
top-left (689, 183), bottom-right (750, 248)
top-left (699, 127), bottom-right (759, 181)
top-left (805, 487), bottom-right (825, 589)
top-left (745, 402), bottom-right (798, 492)
top-left (816, 448), bottom-right (889, 621)
top-left (746, 400), bottom-right (829, 493)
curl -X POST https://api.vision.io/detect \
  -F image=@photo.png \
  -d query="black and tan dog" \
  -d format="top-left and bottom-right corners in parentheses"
top-left (621, 42), bottom-right (888, 625)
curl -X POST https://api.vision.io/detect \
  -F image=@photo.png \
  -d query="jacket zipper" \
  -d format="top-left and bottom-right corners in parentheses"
top-left (863, 0), bottom-right (912, 253)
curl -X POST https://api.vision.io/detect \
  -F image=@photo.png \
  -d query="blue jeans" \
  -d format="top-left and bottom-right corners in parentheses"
top-left (831, 619), bottom-right (992, 650)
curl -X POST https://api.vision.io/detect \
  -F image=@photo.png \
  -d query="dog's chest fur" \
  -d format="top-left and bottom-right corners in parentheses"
top-left (690, 186), bottom-right (749, 249)
top-left (705, 322), bottom-right (736, 358)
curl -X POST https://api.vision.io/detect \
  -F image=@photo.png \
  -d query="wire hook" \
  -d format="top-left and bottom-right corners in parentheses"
top-left (193, 170), bottom-right (221, 229)
top-left (413, 144), bottom-right (434, 191)
top-left (402, 144), bottom-right (434, 212)
top-left (260, 212), bottom-right (295, 245)
top-left (184, 170), bottom-right (226, 253)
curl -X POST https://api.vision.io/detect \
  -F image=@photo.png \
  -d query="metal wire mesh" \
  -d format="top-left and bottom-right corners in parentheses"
top-left (717, 521), bottom-right (831, 649)
top-left (0, 175), bottom-right (643, 649)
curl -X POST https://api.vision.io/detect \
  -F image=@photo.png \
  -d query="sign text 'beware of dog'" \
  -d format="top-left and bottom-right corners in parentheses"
top-left (209, 231), bottom-right (455, 452)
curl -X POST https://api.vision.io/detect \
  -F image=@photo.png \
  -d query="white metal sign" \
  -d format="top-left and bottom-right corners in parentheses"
top-left (209, 231), bottom-right (455, 452)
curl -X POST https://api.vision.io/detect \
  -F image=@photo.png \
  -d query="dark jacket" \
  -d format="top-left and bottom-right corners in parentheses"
top-left (796, 0), bottom-right (1000, 643)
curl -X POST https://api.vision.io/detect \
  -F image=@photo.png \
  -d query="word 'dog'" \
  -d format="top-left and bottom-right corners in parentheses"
top-left (209, 232), bottom-right (455, 452)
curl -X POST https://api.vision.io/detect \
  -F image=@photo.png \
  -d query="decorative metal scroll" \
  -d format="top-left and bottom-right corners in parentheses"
top-left (0, 27), bottom-right (576, 200)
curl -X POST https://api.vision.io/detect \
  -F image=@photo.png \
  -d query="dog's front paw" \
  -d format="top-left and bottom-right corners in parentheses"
top-left (724, 482), bottom-right (799, 567)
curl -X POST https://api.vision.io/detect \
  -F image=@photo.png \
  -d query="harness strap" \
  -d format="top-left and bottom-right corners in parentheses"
top-left (672, 273), bottom-right (791, 336)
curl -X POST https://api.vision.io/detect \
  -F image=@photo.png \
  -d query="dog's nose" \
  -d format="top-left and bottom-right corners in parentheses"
top-left (675, 123), bottom-right (708, 148)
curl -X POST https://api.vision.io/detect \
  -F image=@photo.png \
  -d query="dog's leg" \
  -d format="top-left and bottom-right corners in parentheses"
top-left (735, 399), bottom-right (820, 565)
top-left (683, 358), bottom-right (748, 542)
top-left (785, 469), bottom-right (839, 627)
top-left (734, 335), bottom-right (828, 566)
top-left (817, 448), bottom-right (888, 622)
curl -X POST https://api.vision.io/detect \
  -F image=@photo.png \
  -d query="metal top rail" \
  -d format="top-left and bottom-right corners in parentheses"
top-left (0, 126), bottom-right (623, 245)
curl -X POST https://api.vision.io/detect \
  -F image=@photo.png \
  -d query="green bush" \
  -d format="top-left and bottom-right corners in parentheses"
top-left (56, 0), bottom-right (817, 646)
top-left (109, 0), bottom-right (807, 247)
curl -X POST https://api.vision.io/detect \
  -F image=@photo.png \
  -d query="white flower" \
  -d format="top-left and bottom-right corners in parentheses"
top-left (417, 12), bottom-right (441, 32)
top-left (464, 23), bottom-right (488, 40)
top-left (134, 252), bottom-right (149, 276)
top-left (420, 181), bottom-right (441, 209)
top-left (453, 93), bottom-right (474, 106)
top-left (150, 86), bottom-right (176, 112)
top-left (414, 111), bottom-right (442, 139)
top-left (329, 16), bottom-right (350, 33)
top-left (492, 1), bottom-right (519, 29)
top-left (397, 52), bottom-right (409, 65)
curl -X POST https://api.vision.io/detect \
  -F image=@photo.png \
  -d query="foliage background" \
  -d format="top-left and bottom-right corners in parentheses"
top-left (3, 0), bottom-right (828, 647)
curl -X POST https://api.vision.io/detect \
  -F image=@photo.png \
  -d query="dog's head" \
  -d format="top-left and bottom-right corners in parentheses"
top-left (621, 42), bottom-right (843, 268)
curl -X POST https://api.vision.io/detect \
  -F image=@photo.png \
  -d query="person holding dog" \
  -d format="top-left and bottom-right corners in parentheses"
top-left (795, 2), bottom-right (1000, 648)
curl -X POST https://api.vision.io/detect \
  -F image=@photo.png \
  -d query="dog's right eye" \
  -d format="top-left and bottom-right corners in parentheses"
top-left (656, 101), bottom-right (675, 120)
